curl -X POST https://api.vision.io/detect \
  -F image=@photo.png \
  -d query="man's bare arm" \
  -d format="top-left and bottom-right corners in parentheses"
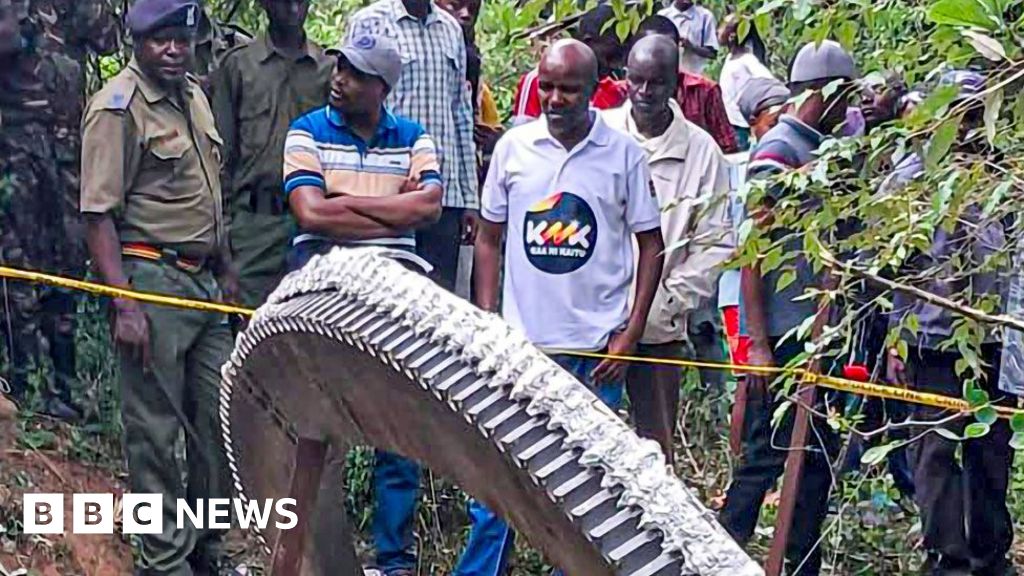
top-left (342, 183), bottom-right (443, 230)
top-left (473, 218), bottom-right (504, 313)
top-left (289, 186), bottom-right (405, 239)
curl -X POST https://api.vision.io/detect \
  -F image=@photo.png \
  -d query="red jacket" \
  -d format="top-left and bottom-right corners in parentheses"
top-left (511, 68), bottom-right (628, 124)
top-left (676, 72), bottom-right (739, 153)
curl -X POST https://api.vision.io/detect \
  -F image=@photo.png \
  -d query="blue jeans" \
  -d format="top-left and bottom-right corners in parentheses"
top-left (452, 354), bottom-right (624, 576)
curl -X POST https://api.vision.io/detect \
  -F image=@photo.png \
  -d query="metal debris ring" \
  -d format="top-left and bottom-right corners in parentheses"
top-left (219, 247), bottom-right (762, 576)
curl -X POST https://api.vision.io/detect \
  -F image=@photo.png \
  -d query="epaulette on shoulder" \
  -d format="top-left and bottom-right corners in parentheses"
top-left (95, 74), bottom-right (137, 112)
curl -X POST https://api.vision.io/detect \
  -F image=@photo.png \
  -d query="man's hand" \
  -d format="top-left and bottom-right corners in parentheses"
top-left (462, 209), bottom-right (480, 245)
top-left (218, 265), bottom-right (241, 304)
top-left (679, 37), bottom-right (694, 50)
top-left (474, 123), bottom-right (503, 154)
top-left (113, 298), bottom-right (150, 367)
top-left (591, 328), bottom-right (641, 384)
top-left (886, 347), bottom-right (907, 386)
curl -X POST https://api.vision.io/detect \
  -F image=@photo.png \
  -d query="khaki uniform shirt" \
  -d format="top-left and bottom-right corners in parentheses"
top-left (210, 34), bottom-right (332, 213)
top-left (80, 60), bottom-right (225, 259)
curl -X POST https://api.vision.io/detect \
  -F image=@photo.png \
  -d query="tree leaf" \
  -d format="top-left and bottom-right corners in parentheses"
top-left (964, 422), bottom-right (990, 439)
top-left (925, 116), bottom-right (960, 169)
top-left (1011, 412), bottom-right (1024, 433)
top-left (1011, 432), bottom-right (1024, 450)
top-left (936, 427), bottom-right (962, 441)
top-left (861, 443), bottom-right (897, 466)
top-left (737, 218), bottom-right (754, 246)
top-left (965, 385), bottom-right (989, 408)
top-left (984, 87), bottom-right (1003, 144)
top-left (776, 270), bottom-right (797, 291)
top-left (928, 0), bottom-right (999, 31)
top-left (976, 406), bottom-right (998, 425)
top-left (962, 29), bottom-right (1006, 60)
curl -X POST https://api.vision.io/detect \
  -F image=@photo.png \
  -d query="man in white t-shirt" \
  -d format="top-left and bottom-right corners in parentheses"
top-left (658, 0), bottom-right (718, 75)
top-left (453, 38), bottom-right (664, 576)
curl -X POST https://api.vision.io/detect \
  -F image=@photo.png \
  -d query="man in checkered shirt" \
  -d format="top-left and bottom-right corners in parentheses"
top-left (346, 0), bottom-right (478, 292)
top-left (344, 2), bottom-right (477, 574)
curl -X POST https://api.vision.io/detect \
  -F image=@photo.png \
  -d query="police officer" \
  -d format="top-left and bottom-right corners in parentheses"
top-left (211, 0), bottom-right (332, 308)
top-left (0, 0), bottom-right (116, 419)
top-left (80, 0), bottom-right (235, 574)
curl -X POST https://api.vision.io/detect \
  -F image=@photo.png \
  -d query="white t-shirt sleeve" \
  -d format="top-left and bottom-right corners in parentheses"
top-left (480, 139), bottom-right (508, 223)
top-left (624, 157), bottom-right (661, 233)
top-left (702, 10), bottom-right (719, 50)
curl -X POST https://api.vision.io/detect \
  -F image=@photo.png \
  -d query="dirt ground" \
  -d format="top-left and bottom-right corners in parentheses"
top-left (0, 409), bottom-right (263, 576)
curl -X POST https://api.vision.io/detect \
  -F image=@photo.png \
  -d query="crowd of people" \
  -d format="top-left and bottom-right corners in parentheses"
top-left (0, 0), bottom-right (1017, 575)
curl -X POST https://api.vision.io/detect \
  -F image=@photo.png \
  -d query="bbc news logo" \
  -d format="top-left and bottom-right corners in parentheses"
top-left (23, 494), bottom-right (298, 534)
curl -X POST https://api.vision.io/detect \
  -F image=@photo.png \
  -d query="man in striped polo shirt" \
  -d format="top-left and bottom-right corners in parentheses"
top-left (284, 34), bottom-right (442, 273)
top-left (283, 35), bottom-right (442, 576)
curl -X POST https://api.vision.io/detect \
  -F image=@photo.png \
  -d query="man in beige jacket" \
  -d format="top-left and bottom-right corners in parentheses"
top-left (604, 34), bottom-right (734, 462)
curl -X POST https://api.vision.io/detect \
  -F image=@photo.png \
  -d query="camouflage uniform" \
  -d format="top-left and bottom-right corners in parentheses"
top-left (0, 0), bottom-right (116, 404)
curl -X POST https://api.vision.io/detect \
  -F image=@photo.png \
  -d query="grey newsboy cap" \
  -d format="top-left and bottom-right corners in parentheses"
top-left (127, 0), bottom-right (200, 37)
top-left (328, 35), bottom-right (403, 90)
top-left (737, 77), bottom-right (791, 122)
top-left (790, 39), bottom-right (858, 84)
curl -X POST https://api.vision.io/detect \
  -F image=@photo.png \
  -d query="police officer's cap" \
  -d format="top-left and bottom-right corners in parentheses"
top-left (127, 0), bottom-right (200, 38)
top-left (789, 40), bottom-right (858, 84)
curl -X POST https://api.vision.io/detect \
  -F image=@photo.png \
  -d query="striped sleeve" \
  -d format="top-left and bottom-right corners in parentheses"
top-left (283, 116), bottom-right (325, 198)
top-left (411, 131), bottom-right (442, 187)
top-left (747, 139), bottom-right (800, 180)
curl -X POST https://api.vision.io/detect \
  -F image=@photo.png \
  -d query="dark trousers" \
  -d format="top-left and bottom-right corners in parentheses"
top-left (720, 338), bottom-right (839, 576)
top-left (415, 207), bottom-right (464, 292)
top-left (626, 341), bottom-right (685, 465)
top-left (907, 345), bottom-right (1013, 574)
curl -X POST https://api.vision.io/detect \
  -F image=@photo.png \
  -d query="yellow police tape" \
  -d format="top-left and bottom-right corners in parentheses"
top-left (1, 265), bottom-right (1020, 418)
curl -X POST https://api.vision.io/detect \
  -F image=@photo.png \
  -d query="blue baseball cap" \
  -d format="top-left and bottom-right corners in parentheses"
top-left (127, 0), bottom-right (200, 37)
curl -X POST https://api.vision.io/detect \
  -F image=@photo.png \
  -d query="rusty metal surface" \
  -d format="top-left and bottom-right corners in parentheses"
top-left (219, 248), bottom-right (764, 576)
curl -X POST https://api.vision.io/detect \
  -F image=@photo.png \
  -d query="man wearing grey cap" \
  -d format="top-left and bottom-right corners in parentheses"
top-left (720, 39), bottom-right (858, 575)
top-left (283, 35), bottom-right (443, 576)
top-left (80, 0), bottom-right (236, 575)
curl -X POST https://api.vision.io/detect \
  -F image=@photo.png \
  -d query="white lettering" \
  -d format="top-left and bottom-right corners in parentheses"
top-left (176, 499), bottom-right (204, 530)
top-left (207, 498), bottom-right (232, 529)
top-left (275, 499), bottom-right (298, 530)
top-left (525, 220), bottom-right (547, 245)
top-left (232, 499), bottom-right (274, 530)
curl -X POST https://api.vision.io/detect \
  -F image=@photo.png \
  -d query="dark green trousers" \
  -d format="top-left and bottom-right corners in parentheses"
top-left (119, 259), bottom-right (232, 576)
top-left (229, 210), bottom-right (292, 308)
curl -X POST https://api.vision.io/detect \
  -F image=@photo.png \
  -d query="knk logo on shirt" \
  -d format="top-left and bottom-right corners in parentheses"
top-left (523, 192), bottom-right (597, 274)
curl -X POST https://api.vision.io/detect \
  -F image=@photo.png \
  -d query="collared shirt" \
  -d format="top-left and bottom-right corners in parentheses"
top-left (604, 100), bottom-right (734, 344)
top-left (677, 72), bottom-right (739, 153)
top-left (748, 114), bottom-right (825, 337)
top-left (283, 105), bottom-right (441, 252)
top-left (211, 34), bottom-right (333, 214)
top-left (482, 111), bottom-right (661, 351)
top-left (658, 3), bottom-right (719, 75)
top-left (511, 68), bottom-right (627, 125)
top-left (345, 0), bottom-right (478, 210)
top-left (80, 59), bottom-right (225, 259)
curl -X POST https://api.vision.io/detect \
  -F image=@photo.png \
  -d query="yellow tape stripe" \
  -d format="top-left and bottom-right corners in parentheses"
top-left (1, 265), bottom-right (1019, 417)
top-left (0, 266), bottom-right (254, 317)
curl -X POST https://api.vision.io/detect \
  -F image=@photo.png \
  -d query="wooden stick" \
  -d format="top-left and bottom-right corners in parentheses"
top-left (765, 292), bottom-right (832, 576)
top-left (271, 438), bottom-right (328, 576)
